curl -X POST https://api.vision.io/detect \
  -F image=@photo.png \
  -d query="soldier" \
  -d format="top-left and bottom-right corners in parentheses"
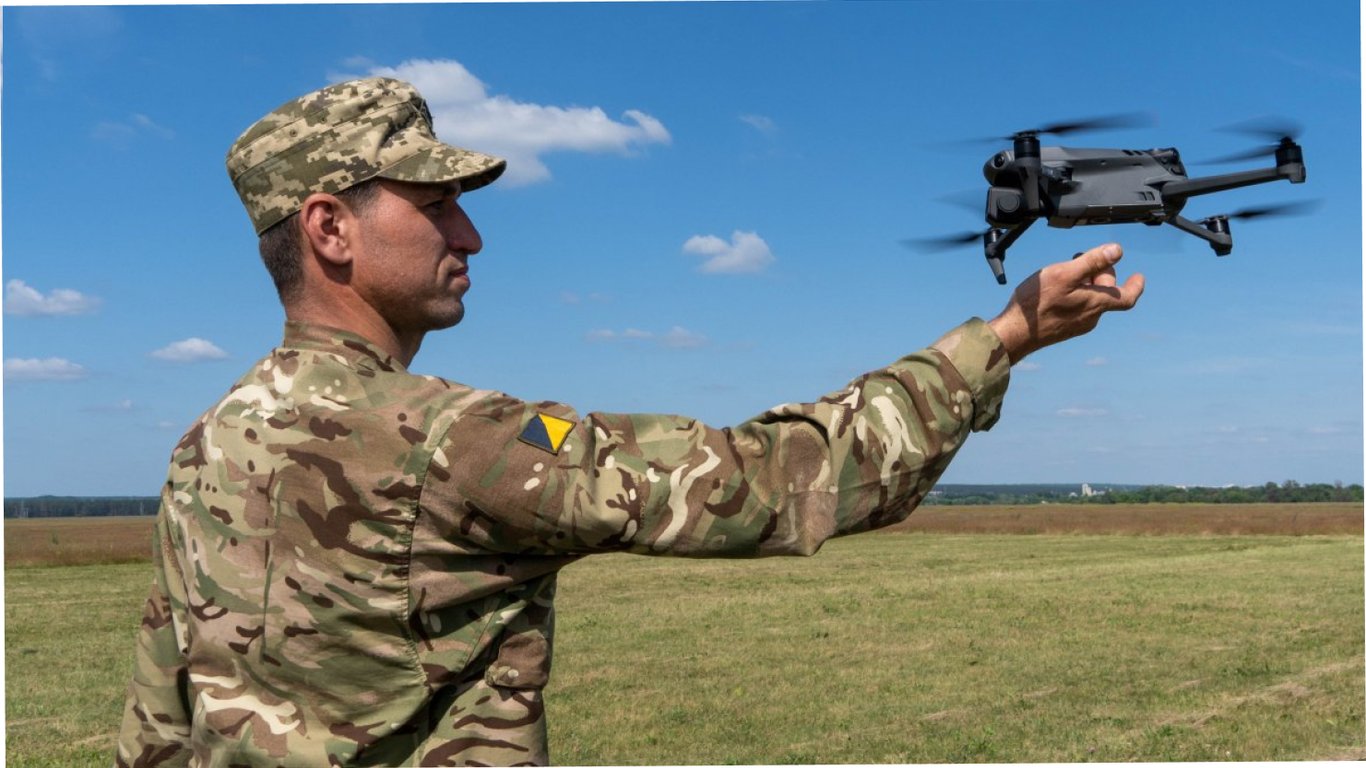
top-left (116, 77), bottom-right (1143, 767)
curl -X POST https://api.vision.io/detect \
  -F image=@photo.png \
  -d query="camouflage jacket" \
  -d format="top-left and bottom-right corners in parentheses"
top-left (117, 319), bottom-right (1009, 767)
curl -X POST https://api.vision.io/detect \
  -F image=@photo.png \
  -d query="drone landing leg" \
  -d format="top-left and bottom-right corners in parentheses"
top-left (1167, 214), bottom-right (1233, 256)
top-left (983, 220), bottom-right (1035, 284)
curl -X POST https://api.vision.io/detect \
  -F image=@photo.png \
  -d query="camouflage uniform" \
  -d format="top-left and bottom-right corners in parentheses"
top-left (116, 77), bottom-right (1013, 767)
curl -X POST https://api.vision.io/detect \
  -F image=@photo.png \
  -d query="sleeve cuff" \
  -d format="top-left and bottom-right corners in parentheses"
top-left (930, 317), bottom-right (1012, 431)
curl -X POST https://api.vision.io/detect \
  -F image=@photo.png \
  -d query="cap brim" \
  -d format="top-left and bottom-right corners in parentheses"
top-left (378, 143), bottom-right (506, 193)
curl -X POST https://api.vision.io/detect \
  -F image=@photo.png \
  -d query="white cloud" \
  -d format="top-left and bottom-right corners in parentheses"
top-left (1056, 407), bottom-right (1109, 418)
top-left (660, 326), bottom-right (707, 349)
top-left (1085, 357), bottom-right (1109, 367)
top-left (91, 113), bottom-right (174, 145)
top-left (4, 357), bottom-right (88, 381)
top-left (682, 230), bottom-right (775, 274)
top-left (5, 279), bottom-right (101, 316)
top-left (84, 398), bottom-right (136, 414)
top-left (151, 338), bottom-right (228, 363)
top-left (345, 59), bottom-right (671, 186)
top-left (586, 326), bottom-right (708, 349)
top-left (1307, 425), bottom-right (1345, 435)
top-left (131, 113), bottom-right (175, 139)
top-left (740, 114), bottom-right (777, 135)
top-left (1013, 361), bottom-right (1041, 372)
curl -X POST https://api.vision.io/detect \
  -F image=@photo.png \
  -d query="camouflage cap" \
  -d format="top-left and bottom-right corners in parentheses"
top-left (226, 77), bottom-right (506, 234)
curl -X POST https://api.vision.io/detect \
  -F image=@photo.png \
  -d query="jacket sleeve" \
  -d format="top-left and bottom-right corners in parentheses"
top-left (116, 506), bottom-right (193, 768)
top-left (421, 318), bottom-right (1010, 557)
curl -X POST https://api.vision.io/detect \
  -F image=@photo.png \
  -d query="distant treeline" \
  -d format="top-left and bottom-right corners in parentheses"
top-left (5, 481), bottom-right (1363, 518)
top-left (6, 497), bottom-right (159, 519)
top-left (925, 481), bottom-right (1364, 506)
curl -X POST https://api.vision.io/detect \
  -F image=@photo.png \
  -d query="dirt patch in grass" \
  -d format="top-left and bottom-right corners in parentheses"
top-left (889, 502), bottom-right (1362, 536)
top-left (5, 503), bottom-right (1360, 569)
top-left (5, 516), bottom-right (155, 568)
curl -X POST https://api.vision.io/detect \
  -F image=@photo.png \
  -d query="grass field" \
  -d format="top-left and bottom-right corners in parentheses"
top-left (5, 505), bottom-right (1363, 765)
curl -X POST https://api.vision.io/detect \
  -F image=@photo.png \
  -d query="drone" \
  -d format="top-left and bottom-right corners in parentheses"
top-left (915, 115), bottom-right (1309, 284)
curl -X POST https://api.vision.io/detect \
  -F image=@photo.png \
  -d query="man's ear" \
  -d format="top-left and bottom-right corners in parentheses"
top-left (299, 193), bottom-right (357, 267)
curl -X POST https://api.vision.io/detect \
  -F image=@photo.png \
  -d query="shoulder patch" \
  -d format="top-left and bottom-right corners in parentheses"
top-left (518, 412), bottom-right (575, 455)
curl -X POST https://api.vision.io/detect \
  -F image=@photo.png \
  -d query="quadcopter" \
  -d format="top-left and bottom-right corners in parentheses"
top-left (916, 116), bottom-right (1309, 284)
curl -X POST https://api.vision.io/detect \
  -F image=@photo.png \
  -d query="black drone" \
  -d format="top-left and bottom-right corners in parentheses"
top-left (916, 115), bottom-right (1309, 284)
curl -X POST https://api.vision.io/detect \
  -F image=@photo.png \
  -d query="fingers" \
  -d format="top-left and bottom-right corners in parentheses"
top-left (1090, 263), bottom-right (1118, 288)
top-left (1114, 272), bottom-right (1145, 309)
top-left (1065, 242), bottom-right (1144, 308)
top-left (1084, 271), bottom-right (1144, 310)
top-left (1070, 243), bottom-right (1123, 284)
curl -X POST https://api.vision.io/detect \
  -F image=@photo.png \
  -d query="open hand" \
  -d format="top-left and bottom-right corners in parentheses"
top-left (987, 243), bottom-right (1145, 364)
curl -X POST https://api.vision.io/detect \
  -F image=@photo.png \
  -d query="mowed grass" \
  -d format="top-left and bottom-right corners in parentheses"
top-left (549, 533), bottom-right (1365, 764)
top-left (5, 509), bottom-right (1363, 765)
top-left (6, 562), bottom-right (154, 768)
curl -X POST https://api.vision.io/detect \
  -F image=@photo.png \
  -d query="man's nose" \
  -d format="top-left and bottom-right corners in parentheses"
top-left (447, 203), bottom-right (482, 255)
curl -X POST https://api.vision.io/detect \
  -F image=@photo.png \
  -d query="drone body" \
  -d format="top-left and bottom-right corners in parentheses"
top-left (930, 117), bottom-right (1310, 284)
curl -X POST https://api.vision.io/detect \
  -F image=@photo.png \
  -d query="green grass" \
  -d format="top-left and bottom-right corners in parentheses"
top-left (546, 534), bottom-right (1363, 764)
top-left (6, 563), bottom-right (151, 768)
top-left (6, 534), bottom-right (1363, 766)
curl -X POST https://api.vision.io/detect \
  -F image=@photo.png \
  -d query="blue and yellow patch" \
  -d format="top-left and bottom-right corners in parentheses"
top-left (518, 412), bottom-right (575, 455)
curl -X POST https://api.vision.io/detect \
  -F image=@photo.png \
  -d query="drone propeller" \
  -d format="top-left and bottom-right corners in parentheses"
top-left (901, 228), bottom-right (992, 253)
top-left (949, 113), bottom-right (1154, 148)
top-left (936, 190), bottom-right (985, 214)
top-left (1219, 116), bottom-right (1303, 143)
top-left (982, 112), bottom-right (1156, 143)
top-left (1200, 199), bottom-right (1321, 224)
top-left (1201, 117), bottom-right (1304, 164)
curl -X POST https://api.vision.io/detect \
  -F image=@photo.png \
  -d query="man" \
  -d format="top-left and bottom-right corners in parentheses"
top-left (117, 77), bottom-right (1143, 767)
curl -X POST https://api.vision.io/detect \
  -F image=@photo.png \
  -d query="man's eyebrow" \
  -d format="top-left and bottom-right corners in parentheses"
top-left (410, 181), bottom-right (460, 199)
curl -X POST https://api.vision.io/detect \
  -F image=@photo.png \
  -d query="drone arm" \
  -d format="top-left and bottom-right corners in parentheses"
top-left (1166, 213), bottom-right (1232, 256)
top-left (1160, 165), bottom-right (1303, 201)
top-left (983, 219), bottom-right (1035, 284)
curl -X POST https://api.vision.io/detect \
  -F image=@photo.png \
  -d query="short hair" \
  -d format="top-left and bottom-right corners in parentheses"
top-left (257, 179), bottom-right (383, 303)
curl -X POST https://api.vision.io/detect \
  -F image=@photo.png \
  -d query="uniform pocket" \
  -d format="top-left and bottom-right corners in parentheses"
top-left (483, 630), bottom-right (550, 690)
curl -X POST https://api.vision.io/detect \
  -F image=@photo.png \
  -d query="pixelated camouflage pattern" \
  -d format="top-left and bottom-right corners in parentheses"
top-left (226, 78), bottom-right (506, 235)
top-left (117, 318), bottom-right (1009, 767)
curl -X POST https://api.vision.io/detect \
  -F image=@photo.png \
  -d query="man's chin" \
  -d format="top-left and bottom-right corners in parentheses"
top-left (428, 306), bottom-right (465, 331)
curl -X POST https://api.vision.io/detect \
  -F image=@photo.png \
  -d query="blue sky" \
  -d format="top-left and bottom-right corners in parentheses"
top-left (2, 1), bottom-right (1361, 496)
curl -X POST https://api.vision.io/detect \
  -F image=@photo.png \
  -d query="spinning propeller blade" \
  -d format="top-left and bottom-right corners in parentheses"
top-left (1201, 200), bottom-right (1321, 224)
top-left (1200, 117), bottom-right (1303, 164)
top-left (960, 113), bottom-right (1155, 146)
top-left (902, 229), bottom-right (992, 252)
top-left (1218, 116), bottom-right (1303, 143)
top-left (1024, 112), bottom-right (1157, 139)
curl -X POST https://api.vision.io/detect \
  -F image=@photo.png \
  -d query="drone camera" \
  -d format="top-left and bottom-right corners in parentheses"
top-left (986, 187), bottom-right (1026, 223)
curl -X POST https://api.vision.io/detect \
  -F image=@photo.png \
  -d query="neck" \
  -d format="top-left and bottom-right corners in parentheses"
top-left (285, 298), bottom-right (423, 366)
